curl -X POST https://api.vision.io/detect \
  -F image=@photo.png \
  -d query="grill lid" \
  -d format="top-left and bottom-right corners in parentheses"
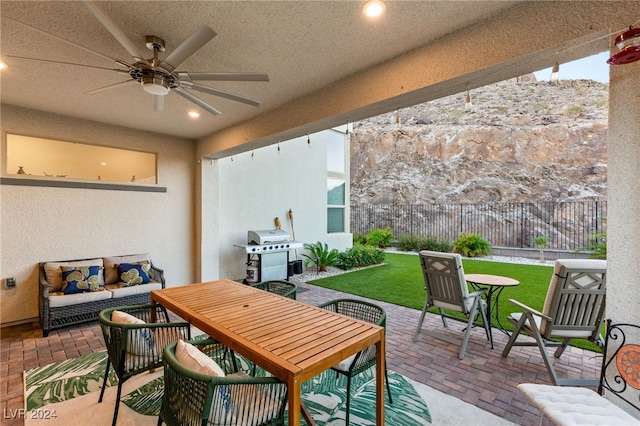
top-left (248, 229), bottom-right (291, 245)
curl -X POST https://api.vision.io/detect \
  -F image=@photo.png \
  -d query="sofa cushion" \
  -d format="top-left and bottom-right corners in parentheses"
top-left (48, 289), bottom-right (112, 308)
top-left (61, 265), bottom-right (101, 294)
top-left (118, 262), bottom-right (151, 286)
top-left (104, 253), bottom-right (151, 284)
top-left (106, 281), bottom-right (162, 299)
top-left (44, 258), bottom-right (105, 292)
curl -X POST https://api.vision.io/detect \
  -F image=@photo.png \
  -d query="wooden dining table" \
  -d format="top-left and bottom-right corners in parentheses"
top-left (151, 279), bottom-right (385, 425)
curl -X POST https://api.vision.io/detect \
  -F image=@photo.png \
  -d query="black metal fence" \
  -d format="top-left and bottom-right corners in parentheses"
top-left (351, 201), bottom-right (607, 251)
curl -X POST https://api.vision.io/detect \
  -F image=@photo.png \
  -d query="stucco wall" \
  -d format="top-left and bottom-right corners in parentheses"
top-left (0, 105), bottom-right (196, 325)
top-left (607, 60), bottom-right (640, 325)
top-left (210, 130), bottom-right (352, 282)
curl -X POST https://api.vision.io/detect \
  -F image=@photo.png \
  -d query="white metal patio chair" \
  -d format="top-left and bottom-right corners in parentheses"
top-left (501, 259), bottom-right (607, 386)
top-left (413, 250), bottom-right (492, 359)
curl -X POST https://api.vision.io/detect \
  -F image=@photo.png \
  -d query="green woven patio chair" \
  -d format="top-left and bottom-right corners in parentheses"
top-left (98, 304), bottom-right (190, 426)
top-left (159, 338), bottom-right (288, 426)
top-left (251, 280), bottom-right (298, 299)
top-left (317, 299), bottom-right (393, 425)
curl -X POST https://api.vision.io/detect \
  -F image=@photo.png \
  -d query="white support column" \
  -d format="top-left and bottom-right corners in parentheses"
top-left (607, 57), bottom-right (640, 323)
top-left (196, 157), bottom-right (221, 282)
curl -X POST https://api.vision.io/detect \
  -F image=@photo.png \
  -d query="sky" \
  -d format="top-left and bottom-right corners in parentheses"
top-left (533, 52), bottom-right (610, 83)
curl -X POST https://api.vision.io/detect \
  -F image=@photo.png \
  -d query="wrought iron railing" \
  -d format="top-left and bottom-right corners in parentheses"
top-left (350, 201), bottom-right (607, 251)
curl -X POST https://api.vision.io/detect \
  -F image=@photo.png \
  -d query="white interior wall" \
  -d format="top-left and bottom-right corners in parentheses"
top-left (0, 105), bottom-right (196, 324)
top-left (212, 130), bottom-right (352, 282)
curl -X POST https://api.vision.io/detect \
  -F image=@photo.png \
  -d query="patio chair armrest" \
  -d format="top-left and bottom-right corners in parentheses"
top-left (507, 298), bottom-right (552, 321)
top-left (467, 289), bottom-right (487, 299)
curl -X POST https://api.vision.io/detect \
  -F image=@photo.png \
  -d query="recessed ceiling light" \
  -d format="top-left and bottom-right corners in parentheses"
top-left (362, 0), bottom-right (386, 18)
top-left (188, 111), bottom-right (201, 118)
top-left (0, 61), bottom-right (7, 70)
top-left (101, 162), bottom-right (107, 166)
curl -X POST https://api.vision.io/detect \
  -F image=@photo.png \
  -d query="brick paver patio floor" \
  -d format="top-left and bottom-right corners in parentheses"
top-left (0, 281), bottom-right (602, 425)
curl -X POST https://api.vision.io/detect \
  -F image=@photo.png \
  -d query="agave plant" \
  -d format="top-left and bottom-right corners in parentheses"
top-left (302, 241), bottom-right (340, 272)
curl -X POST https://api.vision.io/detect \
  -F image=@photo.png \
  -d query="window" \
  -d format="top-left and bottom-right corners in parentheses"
top-left (5, 134), bottom-right (157, 184)
top-left (328, 178), bottom-right (346, 232)
top-left (326, 128), bottom-right (348, 233)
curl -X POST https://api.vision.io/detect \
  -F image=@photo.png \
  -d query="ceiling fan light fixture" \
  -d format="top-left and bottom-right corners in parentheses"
top-left (362, 0), bottom-right (386, 18)
top-left (141, 75), bottom-right (170, 95)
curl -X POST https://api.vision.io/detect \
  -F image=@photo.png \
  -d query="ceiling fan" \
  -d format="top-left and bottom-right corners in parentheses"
top-left (6, 0), bottom-right (269, 116)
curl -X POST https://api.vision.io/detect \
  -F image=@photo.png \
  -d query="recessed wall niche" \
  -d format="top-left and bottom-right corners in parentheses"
top-left (5, 134), bottom-right (157, 184)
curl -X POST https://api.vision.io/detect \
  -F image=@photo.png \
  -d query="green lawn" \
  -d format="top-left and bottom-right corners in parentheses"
top-left (308, 252), bottom-right (600, 352)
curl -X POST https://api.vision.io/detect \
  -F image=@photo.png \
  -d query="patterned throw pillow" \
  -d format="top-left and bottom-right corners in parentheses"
top-left (61, 265), bottom-right (101, 294)
top-left (118, 261), bottom-right (151, 287)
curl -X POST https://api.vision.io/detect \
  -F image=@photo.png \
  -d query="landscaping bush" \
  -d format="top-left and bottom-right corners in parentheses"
top-left (452, 233), bottom-right (492, 257)
top-left (397, 234), bottom-right (419, 251)
top-left (353, 233), bottom-right (367, 246)
top-left (302, 241), bottom-right (340, 272)
top-left (365, 227), bottom-right (394, 248)
top-left (336, 244), bottom-right (385, 270)
top-left (397, 234), bottom-right (452, 252)
top-left (415, 235), bottom-right (453, 252)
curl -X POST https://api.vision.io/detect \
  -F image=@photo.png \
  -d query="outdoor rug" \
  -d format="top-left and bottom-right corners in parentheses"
top-left (24, 350), bottom-right (431, 425)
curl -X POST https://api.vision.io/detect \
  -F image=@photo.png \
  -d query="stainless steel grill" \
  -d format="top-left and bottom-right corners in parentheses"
top-left (235, 229), bottom-right (303, 282)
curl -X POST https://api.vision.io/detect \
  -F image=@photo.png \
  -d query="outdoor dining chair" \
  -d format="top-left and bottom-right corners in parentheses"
top-left (159, 338), bottom-right (288, 426)
top-left (318, 298), bottom-right (393, 425)
top-left (413, 250), bottom-right (492, 359)
top-left (251, 280), bottom-right (298, 299)
top-left (98, 304), bottom-right (190, 426)
top-left (501, 259), bottom-right (607, 386)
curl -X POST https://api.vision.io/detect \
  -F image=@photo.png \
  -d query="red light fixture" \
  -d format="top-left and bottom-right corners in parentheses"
top-left (607, 27), bottom-right (640, 65)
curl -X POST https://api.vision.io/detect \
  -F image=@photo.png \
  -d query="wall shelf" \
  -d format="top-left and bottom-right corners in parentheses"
top-left (0, 177), bottom-right (167, 192)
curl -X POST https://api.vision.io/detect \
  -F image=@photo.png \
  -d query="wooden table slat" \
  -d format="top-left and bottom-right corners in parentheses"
top-left (150, 279), bottom-right (385, 426)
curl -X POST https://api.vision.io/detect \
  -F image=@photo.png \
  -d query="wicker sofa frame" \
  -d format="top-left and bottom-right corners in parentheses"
top-left (38, 258), bottom-right (165, 337)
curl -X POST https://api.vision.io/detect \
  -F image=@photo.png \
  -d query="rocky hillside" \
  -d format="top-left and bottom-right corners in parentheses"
top-left (350, 76), bottom-right (608, 205)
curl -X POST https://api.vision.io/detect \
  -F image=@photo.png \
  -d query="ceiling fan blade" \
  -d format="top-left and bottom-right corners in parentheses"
top-left (81, 0), bottom-right (150, 65)
top-left (160, 25), bottom-right (217, 73)
top-left (6, 55), bottom-right (130, 74)
top-left (4, 17), bottom-right (124, 66)
top-left (173, 88), bottom-right (222, 116)
top-left (85, 80), bottom-right (134, 95)
top-left (181, 81), bottom-right (262, 107)
top-left (177, 72), bottom-right (269, 82)
top-left (153, 95), bottom-right (164, 112)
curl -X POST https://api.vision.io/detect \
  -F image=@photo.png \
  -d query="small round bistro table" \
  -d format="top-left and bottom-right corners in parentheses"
top-left (465, 273), bottom-right (520, 337)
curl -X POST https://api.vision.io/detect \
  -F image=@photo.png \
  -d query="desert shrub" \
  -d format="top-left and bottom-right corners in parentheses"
top-left (577, 219), bottom-right (607, 259)
top-left (452, 233), bottom-right (492, 257)
top-left (337, 244), bottom-right (385, 270)
top-left (397, 234), bottom-right (452, 252)
top-left (353, 233), bottom-right (367, 246)
top-left (397, 234), bottom-right (419, 251)
top-left (365, 227), bottom-right (394, 248)
top-left (415, 235), bottom-right (452, 252)
top-left (302, 241), bottom-right (340, 272)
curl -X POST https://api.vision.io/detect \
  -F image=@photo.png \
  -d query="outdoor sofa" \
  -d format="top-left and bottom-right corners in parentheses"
top-left (39, 253), bottom-right (164, 336)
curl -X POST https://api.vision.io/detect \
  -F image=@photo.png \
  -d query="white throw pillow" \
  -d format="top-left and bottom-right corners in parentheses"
top-left (111, 310), bottom-right (155, 355)
top-left (175, 339), bottom-right (226, 377)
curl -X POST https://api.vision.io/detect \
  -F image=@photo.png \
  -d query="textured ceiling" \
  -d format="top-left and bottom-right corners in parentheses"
top-left (0, 1), bottom-right (522, 140)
